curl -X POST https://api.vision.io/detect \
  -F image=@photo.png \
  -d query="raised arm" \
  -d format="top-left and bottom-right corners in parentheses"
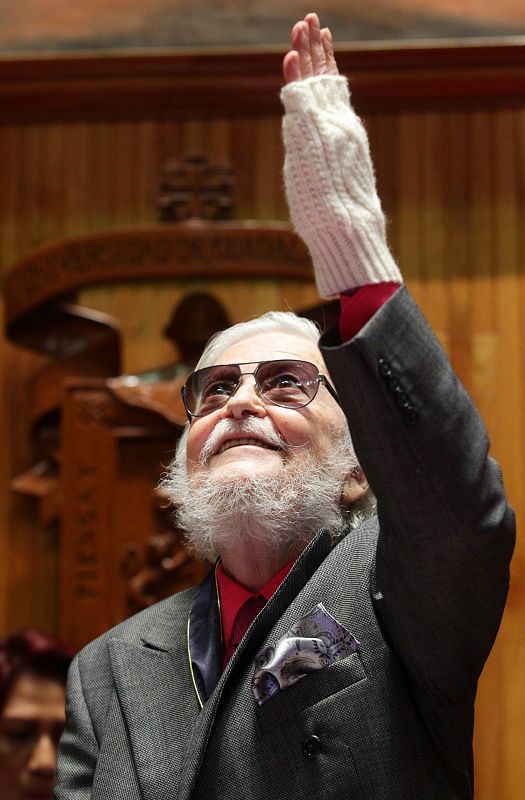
top-left (281, 13), bottom-right (401, 298)
top-left (281, 7), bottom-right (515, 733)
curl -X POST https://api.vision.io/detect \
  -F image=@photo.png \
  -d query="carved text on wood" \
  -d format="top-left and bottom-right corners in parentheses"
top-left (73, 464), bottom-right (101, 599)
top-left (4, 224), bottom-right (311, 328)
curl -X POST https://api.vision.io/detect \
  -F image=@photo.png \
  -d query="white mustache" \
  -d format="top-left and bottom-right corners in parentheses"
top-left (199, 417), bottom-right (288, 465)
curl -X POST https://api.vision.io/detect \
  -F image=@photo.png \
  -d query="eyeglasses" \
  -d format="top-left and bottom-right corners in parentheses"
top-left (181, 359), bottom-right (340, 420)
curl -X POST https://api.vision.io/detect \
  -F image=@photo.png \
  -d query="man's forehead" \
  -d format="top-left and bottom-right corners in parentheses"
top-left (213, 330), bottom-right (325, 369)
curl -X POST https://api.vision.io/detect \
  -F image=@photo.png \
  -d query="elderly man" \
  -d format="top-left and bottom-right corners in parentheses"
top-left (55, 13), bottom-right (514, 800)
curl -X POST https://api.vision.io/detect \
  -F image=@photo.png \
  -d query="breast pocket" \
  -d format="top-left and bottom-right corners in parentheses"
top-left (255, 653), bottom-right (377, 800)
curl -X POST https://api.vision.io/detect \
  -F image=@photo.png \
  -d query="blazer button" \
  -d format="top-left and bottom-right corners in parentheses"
top-left (378, 358), bottom-right (392, 378)
top-left (302, 735), bottom-right (322, 759)
top-left (395, 391), bottom-right (411, 409)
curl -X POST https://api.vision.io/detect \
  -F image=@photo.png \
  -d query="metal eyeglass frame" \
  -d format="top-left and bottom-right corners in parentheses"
top-left (181, 359), bottom-right (341, 421)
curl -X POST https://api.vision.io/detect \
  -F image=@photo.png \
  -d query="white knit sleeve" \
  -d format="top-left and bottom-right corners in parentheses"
top-left (281, 74), bottom-right (402, 297)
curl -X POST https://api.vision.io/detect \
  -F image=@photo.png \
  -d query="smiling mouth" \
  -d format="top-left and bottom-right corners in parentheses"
top-left (216, 437), bottom-right (280, 455)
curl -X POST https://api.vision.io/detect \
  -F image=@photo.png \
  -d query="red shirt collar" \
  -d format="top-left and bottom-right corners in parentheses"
top-left (216, 559), bottom-right (295, 648)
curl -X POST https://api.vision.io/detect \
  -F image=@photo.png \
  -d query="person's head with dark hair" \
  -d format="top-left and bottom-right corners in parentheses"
top-left (0, 629), bottom-right (72, 800)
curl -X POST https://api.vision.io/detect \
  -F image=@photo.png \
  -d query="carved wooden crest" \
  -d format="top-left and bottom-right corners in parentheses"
top-left (159, 154), bottom-right (235, 222)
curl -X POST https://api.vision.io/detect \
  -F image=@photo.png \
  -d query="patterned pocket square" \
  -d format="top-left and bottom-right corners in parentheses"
top-left (251, 603), bottom-right (360, 705)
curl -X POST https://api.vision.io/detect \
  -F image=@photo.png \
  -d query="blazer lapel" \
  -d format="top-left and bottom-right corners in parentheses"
top-left (187, 565), bottom-right (222, 707)
top-left (108, 594), bottom-right (200, 800)
top-left (177, 528), bottom-right (333, 800)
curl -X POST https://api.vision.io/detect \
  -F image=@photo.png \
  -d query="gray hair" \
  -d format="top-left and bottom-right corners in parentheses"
top-left (194, 310), bottom-right (321, 370)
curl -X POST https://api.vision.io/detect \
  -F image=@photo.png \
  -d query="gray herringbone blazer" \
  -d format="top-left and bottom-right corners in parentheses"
top-left (55, 288), bottom-right (515, 800)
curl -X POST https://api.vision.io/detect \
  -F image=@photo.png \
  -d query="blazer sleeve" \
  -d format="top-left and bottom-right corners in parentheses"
top-left (320, 285), bottom-right (515, 705)
top-left (55, 655), bottom-right (99, 800)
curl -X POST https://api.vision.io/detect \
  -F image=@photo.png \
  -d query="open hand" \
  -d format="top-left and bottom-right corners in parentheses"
top-left (282, 12), bottom-right (339, 84)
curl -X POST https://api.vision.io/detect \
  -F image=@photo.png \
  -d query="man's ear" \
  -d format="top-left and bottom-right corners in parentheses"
top-left (341, 467), bottom-right (369, 507)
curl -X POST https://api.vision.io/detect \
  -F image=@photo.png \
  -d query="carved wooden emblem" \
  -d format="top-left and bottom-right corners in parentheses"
top-left (159, 154), bottom-right (235, 222)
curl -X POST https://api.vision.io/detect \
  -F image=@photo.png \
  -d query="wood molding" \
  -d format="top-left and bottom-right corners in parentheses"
top-left (2, 39), bottom-right (525, 123)
top-left (3, 221), bottom-right (311, 337)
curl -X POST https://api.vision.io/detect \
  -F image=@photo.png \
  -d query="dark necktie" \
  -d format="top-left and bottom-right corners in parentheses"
top-left (223, 594), bottom-right (266, 668)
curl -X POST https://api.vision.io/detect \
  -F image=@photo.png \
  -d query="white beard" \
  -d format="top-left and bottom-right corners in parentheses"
top-left (161, 417), bottom-right (362, 563)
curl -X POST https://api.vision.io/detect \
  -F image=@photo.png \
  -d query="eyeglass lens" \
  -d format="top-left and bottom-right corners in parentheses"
top-left (185, 360), bottom-right (321, 417)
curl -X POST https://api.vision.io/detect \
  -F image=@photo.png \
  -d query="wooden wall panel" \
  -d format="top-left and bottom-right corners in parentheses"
top-left (0, 47), bottom-right (524, 799)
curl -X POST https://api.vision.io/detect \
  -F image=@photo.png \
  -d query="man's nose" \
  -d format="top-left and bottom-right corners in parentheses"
top-left (26, 732), bottom-right (57, 779)
top-left (221, 375), bottom-right (266, 419)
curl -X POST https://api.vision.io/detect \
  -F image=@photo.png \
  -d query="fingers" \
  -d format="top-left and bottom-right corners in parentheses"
top-left (321, 28), bottom-right (339, 76)
top-left (283, 13), bottom-right (339, 84)
top-left (306, 13), bottom-right (325, 75)
top-left (295, 21), bottom-right (313, 79)
top-left (282, 51), bottom-right (301, 84)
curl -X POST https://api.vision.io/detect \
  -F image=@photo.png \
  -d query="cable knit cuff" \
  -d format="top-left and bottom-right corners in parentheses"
top-left (281, 75), bottom-right (402, 298)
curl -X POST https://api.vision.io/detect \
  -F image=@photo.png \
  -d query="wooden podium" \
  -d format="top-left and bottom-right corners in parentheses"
top-left (59, 379), bottom-right (209, 650)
